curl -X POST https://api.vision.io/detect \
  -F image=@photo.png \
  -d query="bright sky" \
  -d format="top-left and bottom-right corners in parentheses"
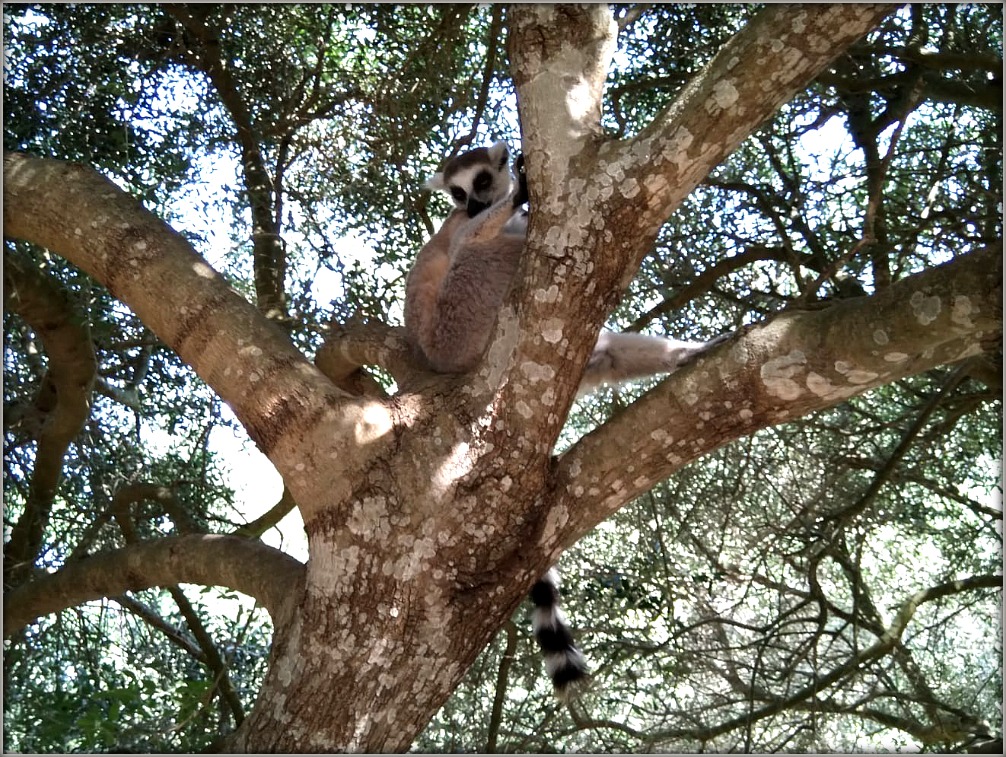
top-left (210, 409), bottom-right (307, 561)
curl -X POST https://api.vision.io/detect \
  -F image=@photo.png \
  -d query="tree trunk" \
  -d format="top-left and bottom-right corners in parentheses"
top-left (7, 4), bottom-right (998, 753)
top-left (228, 244), bottom-right (999, 752)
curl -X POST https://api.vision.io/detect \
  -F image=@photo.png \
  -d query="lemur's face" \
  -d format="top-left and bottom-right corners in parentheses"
top-left (426, 142), bottom-right (513, 218)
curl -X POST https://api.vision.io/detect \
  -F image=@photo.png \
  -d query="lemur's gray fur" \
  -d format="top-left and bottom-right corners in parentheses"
top-left (404, 141), bottom-right (718, 394)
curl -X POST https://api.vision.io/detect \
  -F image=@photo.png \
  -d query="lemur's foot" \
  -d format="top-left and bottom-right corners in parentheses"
top-left (705, 331), bottom-right (734, 350)
top-left (674, 332), bottom-right (734, 370)
top-left (513, 153), bottom-right (529, 208)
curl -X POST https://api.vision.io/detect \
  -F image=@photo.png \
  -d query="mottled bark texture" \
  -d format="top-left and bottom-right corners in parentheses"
top-left (6, 4), bottom-right (996, 753)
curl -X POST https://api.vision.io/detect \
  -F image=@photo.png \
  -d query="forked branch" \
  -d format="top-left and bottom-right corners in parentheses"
top-left (3, 534), bottom-right (305, 637)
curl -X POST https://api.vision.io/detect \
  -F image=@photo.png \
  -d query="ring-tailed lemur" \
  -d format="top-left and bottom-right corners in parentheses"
top-left (404, 141), bottom-right (720, 393)
top-left (405, 141), bottom-right (588, 696)
top-left (404, 141), bottom-right (527, 374)
top-left (404, 142), bottom-right (724, 696)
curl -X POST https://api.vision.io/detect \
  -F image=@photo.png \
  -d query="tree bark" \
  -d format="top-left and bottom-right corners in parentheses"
top-left (3, 535), bottom-right (304, 636)
top-left (6, 4), bottom-right (999, 753)
top-left (556, 244), bottom-right (1001, 549)
top-left (2, 150), bottom-right (397, 527)
top-left (496, 3), bottom-right (900, 449)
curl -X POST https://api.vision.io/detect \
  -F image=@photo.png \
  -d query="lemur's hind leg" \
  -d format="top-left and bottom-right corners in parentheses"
top-left (579, 330), bottom-right (731, 396)
top-left (425, 233), bottom-right (524, 373)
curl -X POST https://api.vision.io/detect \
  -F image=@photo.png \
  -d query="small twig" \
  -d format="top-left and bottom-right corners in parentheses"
top-left (452, 5), bottom-right (505, 156)
top-left (616, 4), bottom-right (652, 33)
top-left (484, 621), bottom-right (518, 753)
top-left (231, 488), bottom-right (297, 539)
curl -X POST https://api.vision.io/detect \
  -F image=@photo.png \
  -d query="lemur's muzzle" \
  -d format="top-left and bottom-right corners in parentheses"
top-left (466, 199), bottom-right (490, 218)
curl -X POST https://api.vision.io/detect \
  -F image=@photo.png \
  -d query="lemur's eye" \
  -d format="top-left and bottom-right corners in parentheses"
top-left (473, 171), bottom-right (492, 192)
top-left (450, 187), bottom-right (467, 204)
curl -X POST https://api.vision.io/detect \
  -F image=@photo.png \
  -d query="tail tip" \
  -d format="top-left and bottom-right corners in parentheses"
top-left (531, 568), bottom-right (589, 700)
top-left (551, 659), bottom-right (590, 701)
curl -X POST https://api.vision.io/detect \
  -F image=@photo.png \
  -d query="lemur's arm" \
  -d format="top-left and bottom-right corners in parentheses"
top-left (404, 210), bottom-right (466, 364)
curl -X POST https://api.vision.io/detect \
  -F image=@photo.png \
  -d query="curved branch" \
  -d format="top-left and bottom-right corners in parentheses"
top-left (4, 150), bottom-right (402, 527)
top-left (113, 593), bottom-right (205, 660)
top-left (94, 375), bottom-right (142, 410)
top-left (553, 245), bottom-right (1001, 551)
top-left (111, 481), bottom-right (199, 535)
top-left (3, 151), bottom-right (365, 461)
top-left (3, 534), bottom-right (305, 637)
top-left (231, 487), bottom-right (297, 539)
top-left (163, 4), bottom-right (287, 323)
top-left (169, 584), bottom-right (246, 725)
top-left (314, 320), bottom-right (417, 393)
top-left (497, 5), bottom-right (896, 454)
top-left (627, 245), bottom-right (795, 332)
top-left (3, 249), bottom-right (96, 588)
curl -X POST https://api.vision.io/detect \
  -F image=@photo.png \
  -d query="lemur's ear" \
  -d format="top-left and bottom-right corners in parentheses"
top-left (423, 172), bottom-right (447, 192)
top-left (487, 140), bottom-right (509, 170)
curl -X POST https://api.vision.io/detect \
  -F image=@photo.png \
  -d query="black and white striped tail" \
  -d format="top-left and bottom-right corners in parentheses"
top-left (530, 568), bottom-right (588, 699)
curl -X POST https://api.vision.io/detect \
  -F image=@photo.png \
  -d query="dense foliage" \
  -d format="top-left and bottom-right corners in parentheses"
top-left (4, 3), bottom-right (1001, 752)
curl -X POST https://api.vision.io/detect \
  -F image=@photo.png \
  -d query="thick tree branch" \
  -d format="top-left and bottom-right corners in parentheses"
top-left (3, 534), bottom-right (305, 637)
top-left (314, 320), bottom-right (416, 394)
top-left (3, 250), bottom-right (96, 588)
top-left (609, 4), bottom-right (899, 241)
top-left (497, 5), bottom-right (896, 455)
top-left (3, 151), bottom-right (397, 523)
top-left (509, 5), bottom-right (616, 145)
top-left (553, 246), bottom-right (1001, 552)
